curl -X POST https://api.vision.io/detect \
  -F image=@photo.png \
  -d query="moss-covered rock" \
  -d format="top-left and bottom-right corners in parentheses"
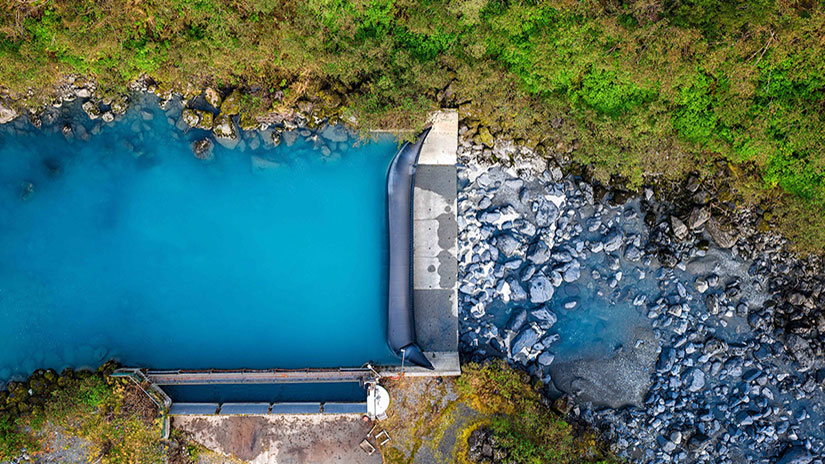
top-left (181, 109), bottom-right (199, 128)
top-left (476, 126), bottom-right (494, 148)
top-left (220, 89), bottom-right (242, 116)
top-left (212, 114), bottom-right (239, 148)
top-left (195, 110), bottom-right (213, 130)
top-left (204, 87), bottom-right (222, 110)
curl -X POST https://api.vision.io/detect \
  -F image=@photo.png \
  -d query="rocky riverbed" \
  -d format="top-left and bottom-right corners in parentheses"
top-left (456, 129), bottom-right (825, 463)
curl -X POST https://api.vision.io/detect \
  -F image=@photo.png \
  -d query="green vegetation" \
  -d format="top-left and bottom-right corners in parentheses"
top-left (457, 361), bottom-right (618, 463)
top-left (0, 364), bottom-right (165, 463)
top-left (1, 0), bottom-right (825, 250)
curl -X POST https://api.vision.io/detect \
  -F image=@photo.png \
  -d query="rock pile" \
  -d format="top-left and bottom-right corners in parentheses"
top-left (457, 126), bottom-right (825, 463)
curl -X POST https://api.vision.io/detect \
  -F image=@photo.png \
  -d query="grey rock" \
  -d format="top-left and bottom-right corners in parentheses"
top-left (212, 114), bottom-right (239, 148)
top-left (671, 216), bottom-right (688, 240)
top-left (526, 240), bottom-right (551, 264)
top-left (538, 351), bottom-right (555, 367)
top-left (529, 276), bottom-right (554, 304)
top-left (495, 234), bottom-right (521, 257)
top-left (688, 207), bottom-right (711, 229)
top-left (561, 260), bottom-right (581, 283)
top-left (533, 199), bottom-right (559, 227)
top-left (0, 102), bottom-right (18, 124)
top-left (511, 323), bottom-right (541, 356)
top-left (625, 246), bottom-right (642, 261)
top-left (706, 218), bottom-right (737, 248)
top-left (604, 229), bottom-right (623, 252)
top-left (684, 368), bottom-right (705, 392)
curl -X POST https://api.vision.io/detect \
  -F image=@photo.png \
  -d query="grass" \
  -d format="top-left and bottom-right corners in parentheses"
top-left (1, 0), bottom-right (825, 251)
top-left (382, 360), bottom-right (619, 464)
top-left (0, 366), bottom-right (166, 464)
top-left (457, 361), bottom-right (618, 464)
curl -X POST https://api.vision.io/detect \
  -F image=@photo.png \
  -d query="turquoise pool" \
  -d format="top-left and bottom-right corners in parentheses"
top-left (0, 101), bottom-right (397, 381)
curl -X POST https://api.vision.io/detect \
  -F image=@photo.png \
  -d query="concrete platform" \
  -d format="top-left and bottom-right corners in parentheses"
top-left (413, 110), bottom-right (459, 359)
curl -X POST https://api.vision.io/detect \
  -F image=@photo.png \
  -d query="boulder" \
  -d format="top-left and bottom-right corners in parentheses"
top-left (494, 234), bottom-right (521, 257)
top-left (705, 218), bottom-right (736, 248)
top-left (533, 199), bottom-right (559, 228)
top-left (529, 276), bottom-right (554, 304)
top-left (670, 216), bottom-right (688, 240)
top-left (505, 309), bottom-right (527, 334)
top-left (604, 229), bottom-right (624, 252)
top-left (0, 102), bottom-right (19, 124)
top-left (212, 114), bottom-right (239, 148)
top-left (81, 101), bottom-right (101, 120)
top-left (526, 240), bottom-right (550, 264)
top-left (687, 207), bottom-right (710, 230)
top-left (220, 89), bottom-right (242, 115)
top-left (683, 368), bottom-right (705, 392)
top-left (776, 446), bottom-right (813, 464)
top-left (195, 110), bottom-right (214, 130)
top-left (110, 95), bottom-right (129, 114)
top-left (538, 351), bottom-right (555, 367)
top-left (511, 323), bottom-right (541, 356)
top-left (561, 260), bottom-right (581, 282)
top-left (786, 335), bottom-right (816, 371)
top-left (204, 87), bottom-right (222, 109)
top-left (181, 109), bottom-right (200, 127)
top-left (476, 126), bottom-right (494, 148)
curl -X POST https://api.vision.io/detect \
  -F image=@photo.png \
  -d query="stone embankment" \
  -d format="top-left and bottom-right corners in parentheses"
top-left (0, 76), bottom-right (358, 164)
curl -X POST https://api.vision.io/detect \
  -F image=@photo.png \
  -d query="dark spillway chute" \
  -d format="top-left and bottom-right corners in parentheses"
top-left (386, 128), bottom-right (434, 370)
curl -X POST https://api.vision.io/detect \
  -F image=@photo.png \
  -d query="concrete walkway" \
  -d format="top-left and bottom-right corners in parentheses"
top-left (413, 111), bottom-right (459, 368)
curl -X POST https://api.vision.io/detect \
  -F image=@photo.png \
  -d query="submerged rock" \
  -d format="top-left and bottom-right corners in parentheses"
top-left (191, 138), bottom-right (214, 161)
top-left (19, 181), bottom-right (35, 201)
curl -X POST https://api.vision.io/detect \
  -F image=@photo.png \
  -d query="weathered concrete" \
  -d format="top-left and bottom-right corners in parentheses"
top-left (413, 110), bottom-right (459, 367)
top-left (173, 414), bottom-right (381, 464)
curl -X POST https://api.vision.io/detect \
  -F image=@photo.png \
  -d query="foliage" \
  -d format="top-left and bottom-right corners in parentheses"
top-left (1, 0), bottom-right (825, 250)
top-left (458, 361), bottom-right (619, 463)
top-left (0, 369), bottom-right (162, 463)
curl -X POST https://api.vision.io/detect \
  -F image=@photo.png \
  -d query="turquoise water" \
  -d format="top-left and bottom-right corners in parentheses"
top-left (0, 102), bottom-right (397, 381)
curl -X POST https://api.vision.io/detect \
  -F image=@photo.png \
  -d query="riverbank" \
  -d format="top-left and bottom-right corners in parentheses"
top-left (2, 0), bottom-right (825, 252)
